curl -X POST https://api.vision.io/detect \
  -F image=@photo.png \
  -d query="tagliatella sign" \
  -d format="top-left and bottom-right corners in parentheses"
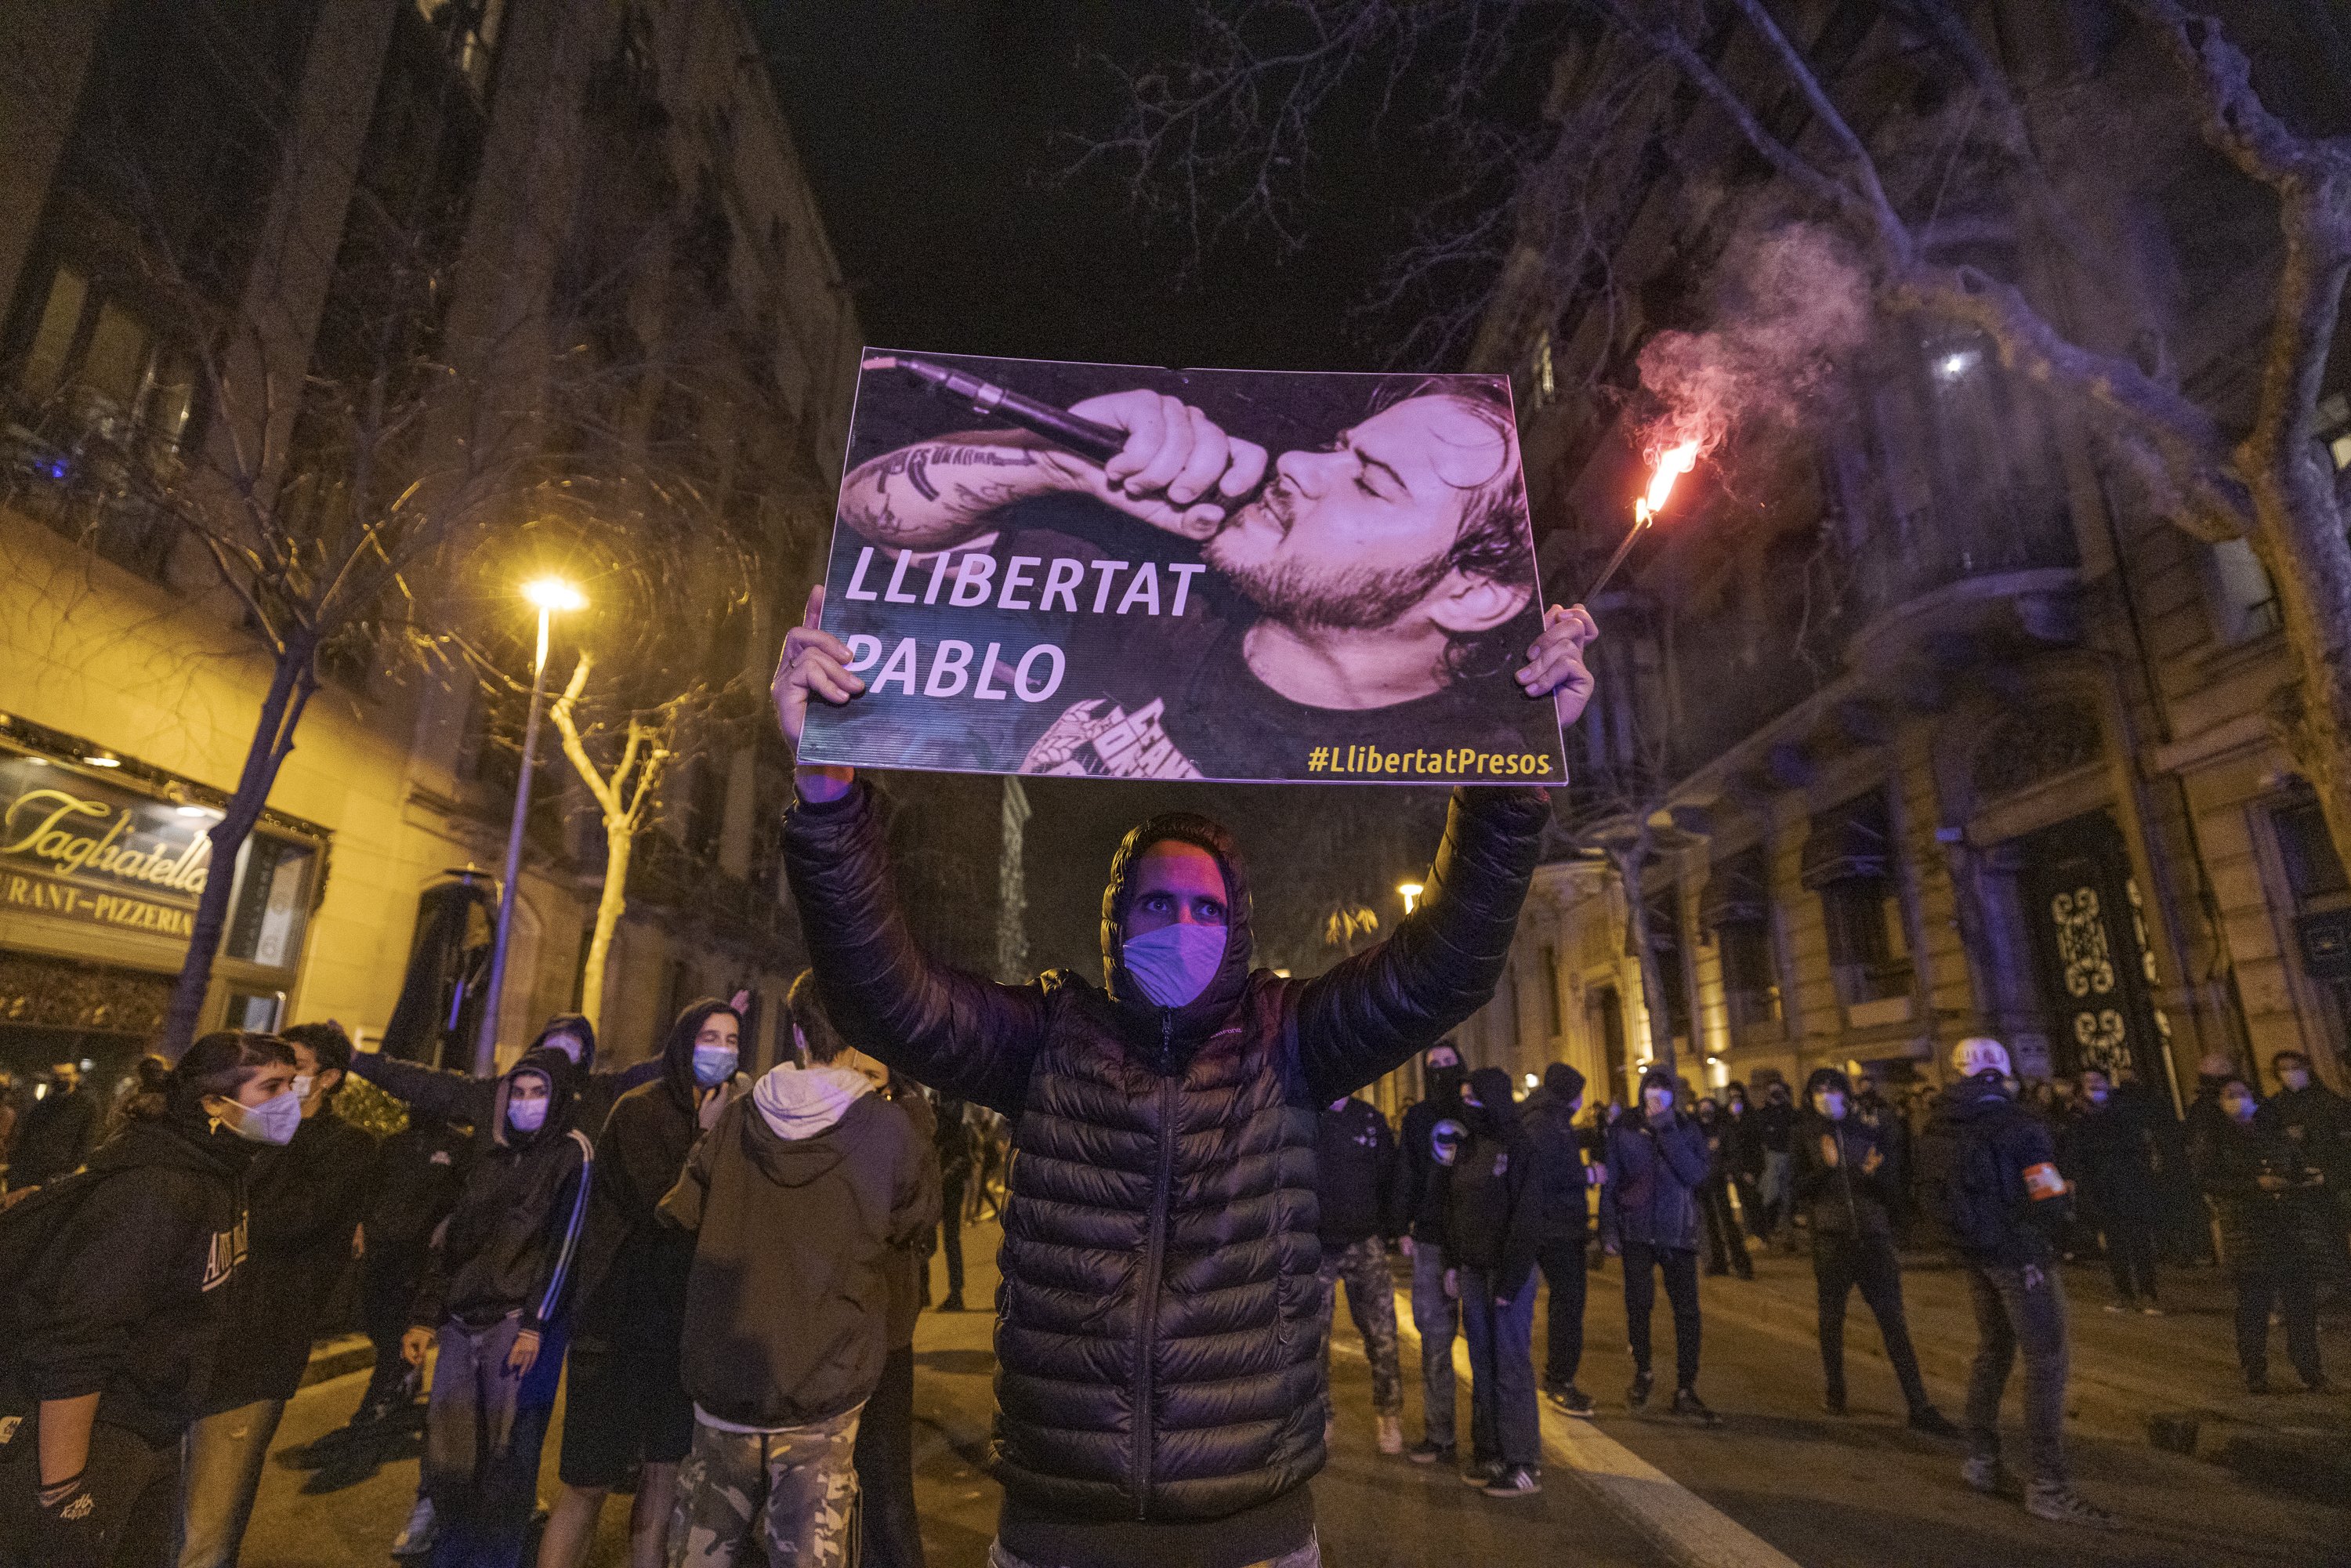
top-left (0, 753), bottom-right (211, 942)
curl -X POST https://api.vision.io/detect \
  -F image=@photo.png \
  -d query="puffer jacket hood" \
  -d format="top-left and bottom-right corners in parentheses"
top-left (660, 998), bottom-right (744, 1110)
top-left (1099, 812), bottom-right (1254, 1072)
top-left (492, 1046), bottom-right (578, 1150)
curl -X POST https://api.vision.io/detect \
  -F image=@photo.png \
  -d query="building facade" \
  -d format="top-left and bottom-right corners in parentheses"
top-left (1449, 2), bottom-right (2351, 1111)
top-left (0, 0), bottom-right (859, 1082)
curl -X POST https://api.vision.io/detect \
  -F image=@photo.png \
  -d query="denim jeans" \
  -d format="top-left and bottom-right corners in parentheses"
top-left (1458, 1268), bottom-right (1540, 1468)
top-left (424, 1314), bottom-right (567, 1568)
top-left (1534, 1239), bottom-right (1587, 1386)
top-left (1962, 1260), bottom-right (2070, 1485)
top-left (1408, 1240), bottom-right (1458, 1449)
top-left (1759, 1151), bottom-right (1795, 1239)
top-left (175, 1397), bottom-right (288, 1568)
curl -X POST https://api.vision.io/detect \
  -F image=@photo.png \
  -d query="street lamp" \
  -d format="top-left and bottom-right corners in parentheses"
top-left (475, 576), bottom-right (586, 1074)
top-left (1398, 882), bottom-right (1425, 916)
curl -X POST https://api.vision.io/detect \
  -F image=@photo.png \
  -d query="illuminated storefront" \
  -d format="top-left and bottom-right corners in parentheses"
top-left (0, 716), bottom-right (328, 1072)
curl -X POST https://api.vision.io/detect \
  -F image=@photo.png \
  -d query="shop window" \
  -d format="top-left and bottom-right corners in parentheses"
top-left (223, 836), bottom-right (316, 969)
top-left (223, 989), bottom-right (285, 1032)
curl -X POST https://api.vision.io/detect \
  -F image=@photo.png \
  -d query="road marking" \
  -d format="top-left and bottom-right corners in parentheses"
top-left (1386, 1285), bottom-right (1805, 1568)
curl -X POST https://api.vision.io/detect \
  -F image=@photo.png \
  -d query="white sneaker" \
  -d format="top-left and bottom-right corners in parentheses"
top-left (1376, 1414), bottom-right (1404, 1454)
top-left (391, 1495), bottom-right (437, 1557)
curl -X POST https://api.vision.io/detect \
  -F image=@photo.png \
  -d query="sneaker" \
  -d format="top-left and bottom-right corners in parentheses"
top-left (1907, 1407), bottom-right (1962, 1439)
top-left (2025, 1482), bottom-right (2117, 1529)
top-left (1460, 1458), bottom-right (1502, 1488)
top-left (2139, 1303), bottom-right (2164, 1317)
top-left (1671, 1388), bottom-right (1722, 1428)
top-left (1375, 1414), bottom-right (1404, 1455)
top-left (1626, 1371), bottom-right (1654, 1410)
top-left (1483, 1464), bottom-right (1543, 1498)
top-left (1547, 1385), bottom-right (1596, 1418)
top-left (1961, 1456), bottom-right (2010, 1496)
top-left (2103, 1302), bottom-right (2129, 1315)
top-left (391, 1496), bottom-right (437, 1557)
top-left (1406, 1439), bottom-right (1454, 1467)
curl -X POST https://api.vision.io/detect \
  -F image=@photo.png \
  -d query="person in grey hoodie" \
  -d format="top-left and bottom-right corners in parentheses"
top-left (659, 976), bottom-right (936, 1568)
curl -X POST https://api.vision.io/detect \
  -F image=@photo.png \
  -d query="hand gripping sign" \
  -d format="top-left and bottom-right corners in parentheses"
top-left (796, 350), bottom-right (1564, 785)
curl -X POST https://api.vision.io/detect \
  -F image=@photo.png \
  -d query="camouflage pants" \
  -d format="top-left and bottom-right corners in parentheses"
top-left (1317, 1237), bottom-right (1404, 1418)
top-left (668, 1404), bottom-right (862, 1568)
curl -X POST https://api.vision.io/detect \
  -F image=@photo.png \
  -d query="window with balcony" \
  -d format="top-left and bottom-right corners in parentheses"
top-left (1701, 846), bottom-right (1780, 1034)
top-left (1802, 791), bottom-right (1914, 1011)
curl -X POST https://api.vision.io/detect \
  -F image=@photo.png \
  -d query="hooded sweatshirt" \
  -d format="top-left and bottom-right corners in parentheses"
top-left (572, 1001), bottom-right (744, 1347)
top-left (659, 1063), bottom-right (934, 1429)
top-left (1917, 1074), bottom-right (2070, 1266)
top-left (1443, 1068), bottom-right (1546, 1293)
top-left (7, 1111), bottom-right (259, 1443)
top-left (1396, 1061), bottom-right (1469, 1245)
top-left (1791, 1070), bottom-right (1896, 1242)
top-left (1313, 1096), bottom-right (1398, 1246)
top-left (408, 1048), bottom-right (592, 1333)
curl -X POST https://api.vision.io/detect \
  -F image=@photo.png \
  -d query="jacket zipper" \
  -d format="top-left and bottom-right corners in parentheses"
top-left (1131, 1013), bottom-right (1178, 1519)
top-left (1839, 1127), bottom-right (1860, 1232)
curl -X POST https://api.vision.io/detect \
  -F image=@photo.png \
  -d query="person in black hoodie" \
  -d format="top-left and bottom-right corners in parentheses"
top-left (0, 1030), bottom-right (299, 1568)
top-left (1792, 1068), bottom-right (1956, 1435)
top-left (10, 1059), bottom-right (101, 1190)
top-left (2060, 1066), bottom-right (2166, 1313)
top-left (1521, 1063), bottom-right (1600, 1416)
top-left (539, 1002), bottom-right (747, 1568)
top-left (177, 1021), bottom-right (379, 1568)
top-left (398, 1048), bottom-right (592, 1568)
top-left (1395, 1041), bottom-right (1472, 1467)
top-left (2259, 1049), bottom-right (2350, 1271)
top-left (1603, 1066), bottom-right (1717, 1425)
top-left (1446, 1068), bottom-right (1548, 1498)
top-left (335, 1114), bottom-right (473, 1444)
top-left (1692, 1097), bottom-right (1753, 1281)
top-left (1754, 1079), bottom-right (1799, 1250)
top-left (2194, 1074), bottom-right (2333, 1394)
top-left (349, 1013), bottom-right (659, 1170)
top-left (1917, 1038), bottom-right (2111, 1529)
top-left (657, 1003), bottom-right (934, 1568)
top-left (1313, 1092), bottom-right (1404, 1456)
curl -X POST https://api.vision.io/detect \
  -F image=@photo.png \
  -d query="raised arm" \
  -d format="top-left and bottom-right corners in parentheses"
top-left (782, 780), bottom-right (1052, 1115)
top-left (1292, 785), bottom-right (1549, 1104)
top-left (348, 1052), bottom-right (496, 1127)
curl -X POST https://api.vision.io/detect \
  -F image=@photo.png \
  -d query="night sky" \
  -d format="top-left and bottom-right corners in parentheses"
top-left (758, 3), bottom-right (1506, 974)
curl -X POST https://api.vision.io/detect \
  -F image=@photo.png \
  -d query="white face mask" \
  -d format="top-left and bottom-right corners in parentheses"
top-left (2281, 1068), bottom-right (2312, 1092)
top-left (1123, 924), bottom-right (1226, 1009)
top-left (1643, 1087), bottom-right (1673, 1117)
top-left (1816, 1091), bottom-right (1847, 1121)
top-left (692, 1045), bottom-right (740, 1088)
top-left (2221, 1094), bottom-right (2256, 1124)
top-left (508, 1095), bottom-right (549, 1134)
top-left (2085, 1086), bottom-right (2109, 1105)
top-left (222, 1089), bottom-right (302, 1146)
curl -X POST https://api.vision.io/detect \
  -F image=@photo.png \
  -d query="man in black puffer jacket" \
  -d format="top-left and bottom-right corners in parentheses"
top-left (784, 780), bottom-right (1549, 1567)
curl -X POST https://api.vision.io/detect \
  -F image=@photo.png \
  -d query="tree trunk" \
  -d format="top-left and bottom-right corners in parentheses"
top-left (158, 645), bottom-right (318, 1059)
top-left (578, 821), bottom-right (632, 1034)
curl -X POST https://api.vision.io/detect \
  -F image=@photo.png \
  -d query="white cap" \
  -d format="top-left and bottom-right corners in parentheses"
top-left (1951, 1037), bottom-right (2012, 1078)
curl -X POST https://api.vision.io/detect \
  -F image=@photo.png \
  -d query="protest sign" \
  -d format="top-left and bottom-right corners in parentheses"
top-left (798, 349), bottom-right (1563, 784)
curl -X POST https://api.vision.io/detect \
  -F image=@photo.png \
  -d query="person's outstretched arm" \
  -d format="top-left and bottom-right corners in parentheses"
top-left (1291, 784), bottom-right (1550, 1105)
top-left (346, 1052), bottom-right (496, 1127)
top-left (782, 780), bottom-right (1050, 1114)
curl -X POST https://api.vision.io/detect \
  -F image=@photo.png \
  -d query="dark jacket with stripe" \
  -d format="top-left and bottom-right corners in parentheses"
top-left (784, 781), bottom-right (1545, 1538)
top-left (408, 1049), bottom-right (592, 1334)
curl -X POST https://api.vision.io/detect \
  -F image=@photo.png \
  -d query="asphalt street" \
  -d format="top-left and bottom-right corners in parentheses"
top-left (239, 1218), bottom-right (2349, 1567)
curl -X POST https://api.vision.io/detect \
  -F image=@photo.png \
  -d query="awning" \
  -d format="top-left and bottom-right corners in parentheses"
top-left (1800, 793), bottom-right (1893, 889)
top-left (1698, 848), bottom-right (1770, 928)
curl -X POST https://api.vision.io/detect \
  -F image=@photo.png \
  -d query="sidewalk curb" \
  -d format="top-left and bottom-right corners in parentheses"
top-left (1390, 1286), bottom-right (1802, 1568)
top-left (299, 1333), bottom-right (375, 1389)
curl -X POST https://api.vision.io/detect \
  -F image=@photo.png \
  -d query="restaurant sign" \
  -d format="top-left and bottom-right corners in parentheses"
top-left (0, 752), bottom-right (211, 943)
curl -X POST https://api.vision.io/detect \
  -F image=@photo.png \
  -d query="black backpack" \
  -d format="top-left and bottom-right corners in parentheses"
top-left (1915, 1112), bottom-right (2014, 1255)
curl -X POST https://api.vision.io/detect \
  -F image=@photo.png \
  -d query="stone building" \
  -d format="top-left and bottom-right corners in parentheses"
top-left (1447, 2), bottom-right (2351, 1112)
top-left (0, 0), bottom-right (858, 1078)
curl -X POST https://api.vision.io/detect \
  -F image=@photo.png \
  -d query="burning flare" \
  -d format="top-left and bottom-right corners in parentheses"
top-left (1635, 440), bottom-right (1701, 527)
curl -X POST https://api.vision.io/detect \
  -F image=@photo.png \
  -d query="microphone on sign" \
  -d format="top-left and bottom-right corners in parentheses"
top-left (862, 354), bottom-right (1128, 465)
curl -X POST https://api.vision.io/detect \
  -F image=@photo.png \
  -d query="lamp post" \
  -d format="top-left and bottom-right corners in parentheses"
top-left (475, 576), bottom-right (586, 1075)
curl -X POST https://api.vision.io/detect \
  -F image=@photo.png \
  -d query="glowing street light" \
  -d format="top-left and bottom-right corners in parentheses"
top-left (1398, 881), bottom-right (1425, 915)
top-left (476, 576), bottom-right (588, 1074)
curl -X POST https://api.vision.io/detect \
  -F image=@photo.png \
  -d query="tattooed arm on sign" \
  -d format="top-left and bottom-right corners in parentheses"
top-left (837, 390), bottom-right (1270, 550)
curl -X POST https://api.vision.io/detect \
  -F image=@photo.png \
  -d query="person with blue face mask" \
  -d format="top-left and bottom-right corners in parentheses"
top-left (541, 1001), bottom-right (748, 1568)
top-left (1793, 1067), bottom-right (1956, 1436)
top-left (2193, 1074), bottom-right (2333, 1396)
